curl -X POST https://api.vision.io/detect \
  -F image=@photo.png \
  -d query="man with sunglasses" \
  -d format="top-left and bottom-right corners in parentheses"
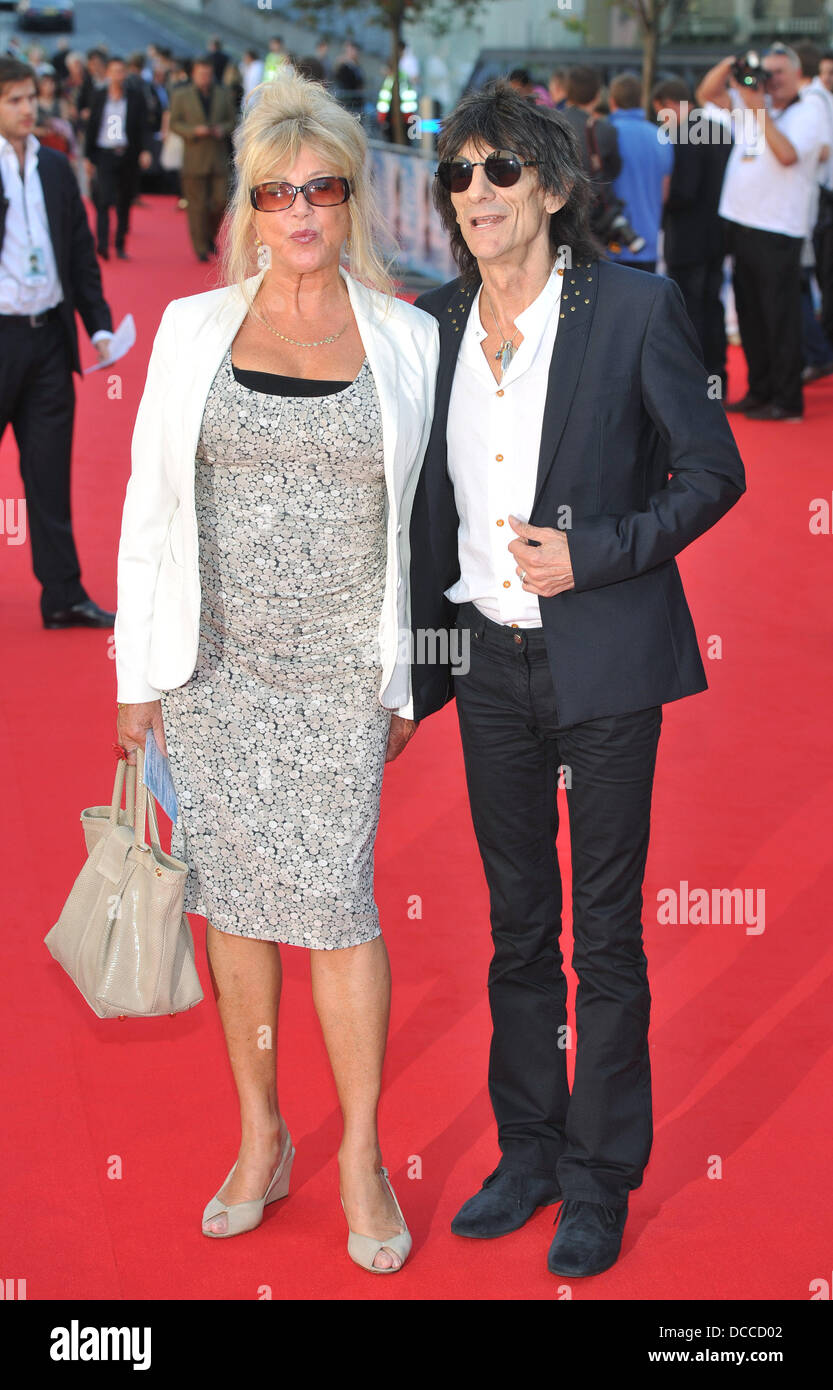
top-left (409, 82), bottom-right (746, 1278)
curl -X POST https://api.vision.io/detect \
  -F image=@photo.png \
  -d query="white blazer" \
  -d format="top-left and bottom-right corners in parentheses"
top-left (114, 267), bottom-right (439, 719)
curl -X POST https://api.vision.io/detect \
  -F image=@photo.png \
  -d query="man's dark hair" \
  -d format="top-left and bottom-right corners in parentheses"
top-left (822, 50), bottom-right (833, 63)
top-left (192, 55), bottom-right (215, 71)
top-left (508, 68), bottom-right (532, 87)
top-left (566, 65), bottom-right (601, 106)
top-left (651, 76), bottom-right (691, 105)
top-left (794, 40), bottom-right (822, 78)
top-left (106, 55), bottom-right (125, 67)
top-left (610, 73), bottom-right (642, 109)
top-left (0, 57), bottom-right (36, 98)
top-left (87, 48), bottom-right (108, 63)
top-left (434, 80), bottom-right (598, 284)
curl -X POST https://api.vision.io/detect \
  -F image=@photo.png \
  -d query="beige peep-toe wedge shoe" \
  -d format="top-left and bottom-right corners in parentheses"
top-left (341, 1166), bottom-right (412, 1273)
top-left (202, 1129), bottom-right (295, 1238)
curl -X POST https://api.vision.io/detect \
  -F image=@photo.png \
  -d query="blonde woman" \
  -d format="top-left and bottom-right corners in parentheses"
top-left (114, 71), bottom-right (438, 1272)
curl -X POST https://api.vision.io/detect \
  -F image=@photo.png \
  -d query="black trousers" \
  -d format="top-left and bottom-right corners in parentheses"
top-left (91, 148), bottom-right (136, 251)
top-left (0, 312), bottom-right (86, 616)
top-left (452, 603), bottom-right (662, 1205)
top-left (724, 220), bottom-right (803, 414)
top-left (813, 215), bottom-right (833, 350)
top-left (666, 259), bottom-right (727, 392)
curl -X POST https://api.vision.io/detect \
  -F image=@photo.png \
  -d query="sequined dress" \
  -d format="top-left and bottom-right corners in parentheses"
top-left (160, 346), bottom-right (391, 949)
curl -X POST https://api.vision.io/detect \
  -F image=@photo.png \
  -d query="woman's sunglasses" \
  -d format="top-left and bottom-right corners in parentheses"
top-left (249, 176), bottom-right (351, 212)
top-left (435, 150), bottom-right (538, 194)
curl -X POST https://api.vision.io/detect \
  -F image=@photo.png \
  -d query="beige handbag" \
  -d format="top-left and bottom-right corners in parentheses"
top-left (44, 747), bottom-right (203, 1019)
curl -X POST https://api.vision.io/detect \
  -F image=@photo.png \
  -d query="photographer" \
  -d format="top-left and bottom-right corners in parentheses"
top-left (698, 44), bottom-right (829, 420)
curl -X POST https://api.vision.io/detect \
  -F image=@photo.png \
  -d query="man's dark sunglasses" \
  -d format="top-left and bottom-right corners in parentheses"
top-left (435, 150), bottom-right (538, 193)
top-left (249, 176), bottom-right (351, 212)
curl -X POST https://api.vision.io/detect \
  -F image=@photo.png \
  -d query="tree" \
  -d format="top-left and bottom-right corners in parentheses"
top-left (611, 0), bottom-right (676, 113)
top-left (291, 0), bottom-right (490, 145)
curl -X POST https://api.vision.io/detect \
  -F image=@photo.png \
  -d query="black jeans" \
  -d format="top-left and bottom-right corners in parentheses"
top-left (0, 313), bottom-right (85, 616)
top-left (724, 220), bottom-right (804, 414)
top-left (666, 259), bottom-right (728, 391)
top-left (452, 602), bottom-right (662, 1205)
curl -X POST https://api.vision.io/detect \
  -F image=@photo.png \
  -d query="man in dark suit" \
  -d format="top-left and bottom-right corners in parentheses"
top-left (652, 77), bottom-right (732, 397)
top-left (84, 55), bottom-right (153, 259)
top-left (0, 57), bottom-right (115, 628)
top-left (409, 83), bottom-right (745, 1277)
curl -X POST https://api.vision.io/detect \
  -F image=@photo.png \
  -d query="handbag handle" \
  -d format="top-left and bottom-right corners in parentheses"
top-left (108, 757), bottom-right (136, 826)
top-left (133, 745), bottom-right (162, 852)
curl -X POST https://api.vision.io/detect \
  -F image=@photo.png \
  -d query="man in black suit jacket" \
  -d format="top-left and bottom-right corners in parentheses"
top-left (652, 77), bottom-right (732, 396)
top-left (0, 57), bottom-right (115, 627)
top-left (409, 83), bottom-right (745, 1277)
top-left (84, 55), bottom-right (152, 259)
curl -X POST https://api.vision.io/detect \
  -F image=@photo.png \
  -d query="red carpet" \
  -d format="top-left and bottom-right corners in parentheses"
top-left (2, 194), bottom-right (831, 1301)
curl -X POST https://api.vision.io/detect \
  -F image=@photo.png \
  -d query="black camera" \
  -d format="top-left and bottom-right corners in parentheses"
top-left (731, 51), bottom-right (772, 91)
top-left (593, 198), bottom-right (646, 257)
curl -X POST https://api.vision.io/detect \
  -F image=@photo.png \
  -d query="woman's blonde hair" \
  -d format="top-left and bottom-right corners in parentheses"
top-left (218, 69), bottom-right (396, 308)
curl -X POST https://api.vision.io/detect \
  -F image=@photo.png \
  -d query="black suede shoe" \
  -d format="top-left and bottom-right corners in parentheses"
top-left (724, 394), bottom-right (768, 414)
top-left (547, 1198), bottom-right (628, 1277)
top-left (451, 1165), bottom-right (562, 1239)
top-left (42, 598), bottom-right (115, 629)
top-left (743, 403), bottom-right (803, 422)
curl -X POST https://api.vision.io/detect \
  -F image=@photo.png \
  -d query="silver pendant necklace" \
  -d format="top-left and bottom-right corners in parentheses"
top-left (484, 289), bottom-right (520, 376)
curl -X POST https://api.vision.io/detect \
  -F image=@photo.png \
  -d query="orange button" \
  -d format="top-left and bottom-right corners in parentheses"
top-left (503, 580), bottom-right (511, 588)
top-left (496, 389), bottom-right (504, 397)
top-left (496, 518), bottom-right (504, 526)
top-left (496, 453), bottom-right (504, 461)
top-left (510, 623), bottom-right (519, 628)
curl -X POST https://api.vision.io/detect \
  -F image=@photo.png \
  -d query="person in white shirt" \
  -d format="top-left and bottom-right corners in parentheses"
top-left (0, 56), bottom-right (116, 628)
top-left (698, 42), bottom-right (829, 419)
top-left (239, 49), bottom-right (264, 106)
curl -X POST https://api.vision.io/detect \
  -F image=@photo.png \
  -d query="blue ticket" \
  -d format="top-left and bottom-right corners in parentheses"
top-left (142, 728), bottom-right (179, 825)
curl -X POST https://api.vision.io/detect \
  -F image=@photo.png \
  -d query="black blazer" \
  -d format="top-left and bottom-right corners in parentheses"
top-left (663, 115), bottom-right (732, 268)
top-left (409, 258), bottom-right (746, 727)
top-left (0, 145), bottom-right (112, 376)
top-left (83, 85), bottom-right (152, 164)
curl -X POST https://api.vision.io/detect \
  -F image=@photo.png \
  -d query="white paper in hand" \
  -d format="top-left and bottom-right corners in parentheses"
top-left (84, 313), bottom-right (136, 373)
top-left (142, 728), bottom-right (179, 825)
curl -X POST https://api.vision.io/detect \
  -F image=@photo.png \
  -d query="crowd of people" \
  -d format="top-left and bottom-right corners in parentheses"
top-left (1, 32), bottom-right (369, 260)
top-left (509, 44), bottom-right (833, 421)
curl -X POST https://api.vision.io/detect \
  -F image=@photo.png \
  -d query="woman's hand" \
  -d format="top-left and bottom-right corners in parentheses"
top-left (116, 700), bottom-right (168, 764)
top-left (385, 715), bottom-right (418, 763)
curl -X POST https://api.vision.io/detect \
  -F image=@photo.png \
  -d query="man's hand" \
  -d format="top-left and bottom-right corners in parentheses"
top-left (193, 123), bottom-right (210, 137)
top-left (507, 515), bottom-right (575, 597)
top-left (139, 150), bottom-right (152, 169)
top-left (95, 335), bottom-right (113, 363)
top-left (385, 715), bottom-right (418, 763)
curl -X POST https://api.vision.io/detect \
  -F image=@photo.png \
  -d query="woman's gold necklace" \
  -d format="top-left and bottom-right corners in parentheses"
top-left (250, 290), bottom-right (348, 348)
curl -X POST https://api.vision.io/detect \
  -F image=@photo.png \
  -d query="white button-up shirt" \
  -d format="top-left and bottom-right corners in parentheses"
top-left (95, 95), bottom-right (128, 149)
top-left (0, 132), bottom-right (111, 345)
top-left (0, 132), bottom-right (63, 315)
top-left (445, 260), bottom-right (562, 627)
